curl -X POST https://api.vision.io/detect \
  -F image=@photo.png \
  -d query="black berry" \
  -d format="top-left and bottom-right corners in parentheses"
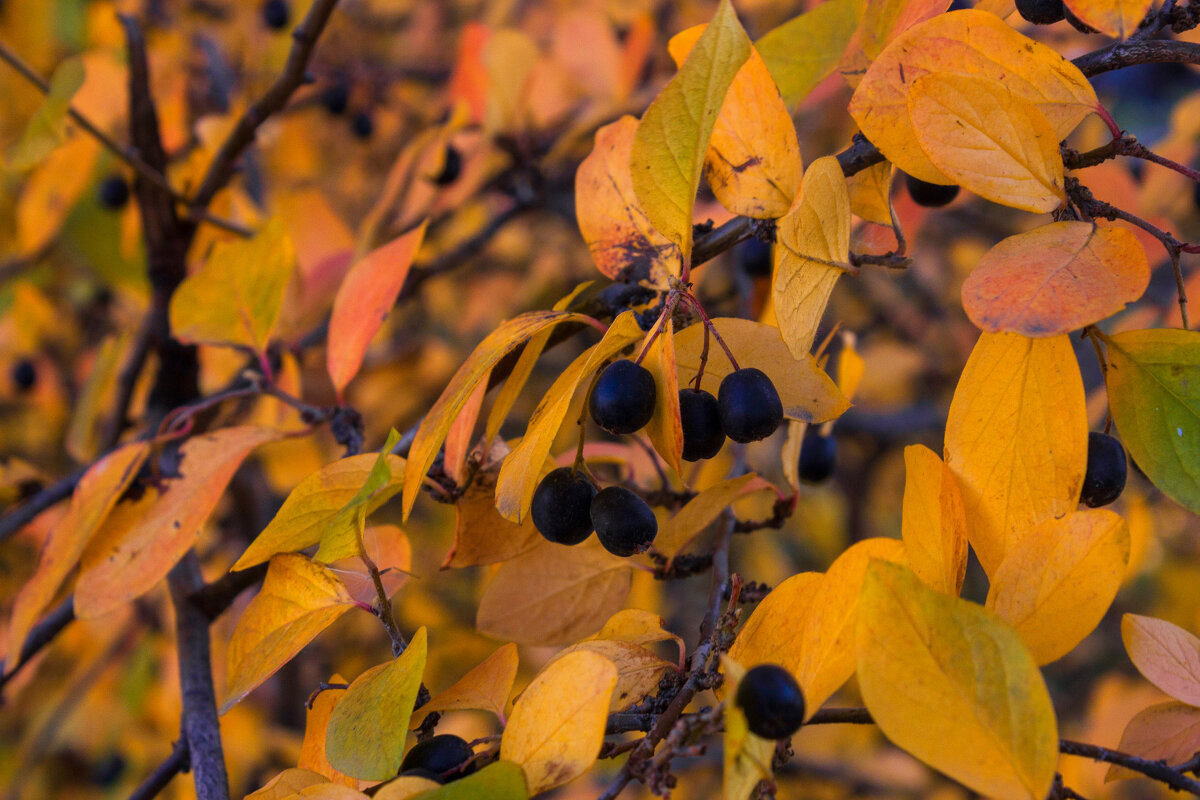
top-left (718, 368), bottom-right (783, 443)
top-left (10, 359), bottom-right (36, 393)
top-left (905, 174), bottom-right (959, 208)
top-left (91, 753), bottom-right (126, 787)
top-left (736, 237), bottom-right (772, 278)
top-left (1015, 0), bottom-right (1065, 24)
top-left (320, 82), bottom-right (349, 115)
top-left (736, 664), bottom-right (806, 740)
top-left (261, 0), bottom-right (290, 29)
top-left (531, 467), bottom-right (596, 545)
top-left (351, 110), bottom-right (375, 139)
top-left (399, 767), bottom-right (444, 784)
top-left (798, 434), bottom-right (836, 483)
top-left (591, 486), bottom-right (657, 557)
top-left (589, 360), bottom-right (656, 435)
top-left (679, 388), bottom-right (725, 461)
top-left (1081, 431), bottom-right (1127, 508)
top-left (98, 175), bottom-right (129, 209)
top-left (400, 735), bottom-right (475, 781)
top-left (432, 145), bottom-right (462, 186)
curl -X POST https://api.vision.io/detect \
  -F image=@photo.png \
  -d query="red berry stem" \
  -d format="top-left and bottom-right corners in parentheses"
top-left (682, 292), bottom-right (739, 371)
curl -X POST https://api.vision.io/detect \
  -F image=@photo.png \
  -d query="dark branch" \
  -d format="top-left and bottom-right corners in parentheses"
top-left (1072, 39), bottom-right (1200, 77)
top-left (0, 466), bottom-right (85, 544)
top-left (126, 739), bottom-right (190, 800)
top-left (0, 596), bottom-right (75, 693)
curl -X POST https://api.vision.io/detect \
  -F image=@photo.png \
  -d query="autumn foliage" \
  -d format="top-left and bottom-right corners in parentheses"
top-left (2, 0), bottom-right (1200, 799)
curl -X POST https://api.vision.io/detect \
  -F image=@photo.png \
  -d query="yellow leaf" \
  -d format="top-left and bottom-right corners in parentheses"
top-left (1064, 0), bottom-right (1152, 39)
top-left (845, 160), bottom-right (893, 227)
top-left (585, 609), bottom-right (685, 667)
top-left (500, 650), bottom-right (617, 795)
top-left (8, 57), bottom-right (85, 171)
top-left (836, 337), bottom-right (866, 401)
top-left (1107, 702), bottom-right (1200, 781)
top-left (76, 426), bottom-right (282, 617)
top-left (901, 444), bottom-right (967, 596)
top-left (630, 0), bottom-right (752, 263)
top-left (574, 117), bottom-right (678, 285)
top-left (314, 429), bottom-right (403, 564)
top-left (654, 473), bottom-right (759, 561)
top-left (757, 0), bottom-right (866, 107)
top-left (477, 538), bottom-right (631, 646)
top-left (944, 332), bottom-right (1087, 576)
top-left (673, 318), bottom-right (849, 422)
top-left (327, 222), bottom-right (428, 398)
top-left (962, 222), bottom-right (1151, 336)
top-left (17, 136), bottom-right (100, 255)
top-left (551, 639), bottom-right (677, 712)
top-left (669, 26), bottom-right (802, 219)
top-left (223, 554), bottom-right (357, 713)
top-left (410, 643), bottom-right (519, 728)
top-left (403, 311), bottom-right (596, 520)
top-left (234, 454), bottom-right (407, 570)
top-left (908, 73), bottom-right (1065, 213)
top-left (6, 441), bottom-right (149, 663)
top-left (728, 538), bottom-right (906, 717)
top-left (848, 9), bottom-right (1098, 184)
top-left (300, 675), bottom-right (358, 787)
top-left (495, 312), bottom-right (644, 523)
top-left (65, 333), bottom-right (127, 462)
top-left (246, 769), bottom-right (331, 800)
top-left (857, 561), bottom-right (1058, 800)
top-left (773, 156), bottom-right (852, 359)
top-left (838, 0), bottom-right (951, 87)
top-left (1122, 614), bottom-right (1200, 706)
top-left (986, 510), bottom-right (1129, 665)
top-left (641, 317), bottom-right (684, 476)
top-left (326, 628), bottom-right (428, 781)
top-left (170, 219), bottom-right (295, 354)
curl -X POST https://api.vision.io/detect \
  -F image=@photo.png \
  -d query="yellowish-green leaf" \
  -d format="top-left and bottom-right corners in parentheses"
top-left (1064, 0), bottom-right (1152, 39)
top-left (908, 73), bottom-right (1065, 213)
top-left (1122, 614), bottom-right (1200, 706)
top-left (669, 26), bottom-right (802, 219)
top-left (500, 650), bottom-right (617, 795)
top-left (773, 156), bottom-right (852, 359)
top-left (1107, 702), bottom-right (1200, 782)
top-left (403, 311), bottom-right (596, 520)
top-left (411, 643), bottom-right (519, 728)
top-left (314, 429), bottom-right (402, 563)
top-left (170, 219), bottom-right (295, 353)
top-left (857, 561), bottom-right (1058, 800)
top-left (901, 444), bottom-right (967, 596)
top-left (630, 0), bottom-right (752, 263)
top-left (405, 761), bottom-right (528, 800)
top-left (986, 510), bottom-right (1129, 665)
top-left (477, 539), bottom-right (631, 646)
top-left (8, 58), bottom-right (85, 171)
top-left (223, 554), bottom-right (357, 713)
top-left (326, 628), bottom-right (428, 780)
top-left (495, 312), bottom-right (643, 522)
top-left (234, 453), bottom-right (407, 570)
top-left (655, 473), bottom-right (758, 561)
top-left (944, 332), bottom-right (1087, 576)
top-left (756, 0), bottom-right (865, 108)
top-left (848, 9), bottom-right (1098, 184)
top-left (1103, 329), bottom-right (1200, 513)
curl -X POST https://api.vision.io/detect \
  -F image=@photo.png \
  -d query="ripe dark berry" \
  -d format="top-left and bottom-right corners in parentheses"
top-left (736, 237), bottom-right (772, 278)
top-left (679, 388), bottom-right (725, 461)
top-left (591, 486), bottom-right (657, 557)
top-left (98, 175), bottom-right (129, 209)
top-left (261, 0), bottom-right (290, 30)
top-left (905, 173), bottom-right (959, 208)
top-left (589, 360), bottom-right (656, 435)
top-left (320, 82), bottom-right (349, 115)
top-left (399, 767), bottom-right (444, 784)
top-left (10, 359), bottom-right (36, 393)
top-left (736, 664), bottom-right (806, 740)
top-left (1081, 431), bottom-right (1127, 508)
top-left (531, 467), bottom-right (596, 545)
top-left (91, 753), bottom-right (126, 787)
top-left (718, 368), bottom-right (783, 443)
top-left (432, 145), bottom-right (462, 185)
top-left (351, 110), bottom-right (375, 139)
top-left (400, 735), bottom-right (476, 781)
top-left (798, 433), bottom-right (836, 483)
top-left (1015, 0), bottom-right (1065, 24)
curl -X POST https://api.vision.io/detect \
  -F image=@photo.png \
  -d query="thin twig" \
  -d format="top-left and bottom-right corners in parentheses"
top-left (126, 739), bottom-right (190, 800)
top-left (0, 596), bottom-right (75, 694)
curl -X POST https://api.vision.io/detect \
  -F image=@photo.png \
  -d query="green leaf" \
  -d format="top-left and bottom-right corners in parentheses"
top-left (326, 628), bottom-right (429, 780)
top-left (630, 0), bottom-right (751, 263)
top-left (756, 0), bottom-right (865, 109)
top-left (315, 428), bottom-right (403, 563)
top-left (1104, 328), bottom-right (1200, 512)
top-left (8, 58), bottom-right (85, 171)
top-left (410, 761), bottom-right (528, 800)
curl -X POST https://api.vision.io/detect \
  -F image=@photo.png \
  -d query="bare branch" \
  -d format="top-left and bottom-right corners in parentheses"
top-left (126, 739), bottom-right (190, 800)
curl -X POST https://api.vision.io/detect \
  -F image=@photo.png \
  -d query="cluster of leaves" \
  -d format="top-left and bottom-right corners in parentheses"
top-left (0, 0), bottom-right (1199, 799)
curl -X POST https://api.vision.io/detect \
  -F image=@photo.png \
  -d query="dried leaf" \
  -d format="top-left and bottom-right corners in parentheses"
top-left (1107, 702), bottom-right (1200, 782)
top-left (551, 639), bottom-right (676, 712)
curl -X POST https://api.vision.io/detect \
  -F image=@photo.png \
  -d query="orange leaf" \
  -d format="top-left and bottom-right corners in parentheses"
top-left (1122, 614), bottom-right (1200, 706)
top-left (553, 639), bottom-right (676, 712)
top-left (1064, 0), bottom-right (1153, 39)
top-left (444, 462), bottom-right (541, 569)
top-left (299, 674), bottom-right (358, 787)
top-left (326, 222), bottom-right (427, 398)
top-left (654, 473), bottom-right (760, 562)
top-left (963, 222), bottom-right (1150, 336)
top-left (901, 444), bottom-right (967, 596)
top-left (641, 317), bottom-right (684, 477)
top-left (410, 643), bottom-right (519, 728)
top-left (1108, 702), bottom-right (1200, 781)
top-left (76, 426), bottom-right (282, 618)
